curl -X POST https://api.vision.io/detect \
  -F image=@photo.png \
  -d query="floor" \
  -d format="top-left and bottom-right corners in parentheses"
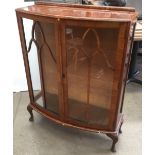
top-left (13, 83), bottom-right (142, 155)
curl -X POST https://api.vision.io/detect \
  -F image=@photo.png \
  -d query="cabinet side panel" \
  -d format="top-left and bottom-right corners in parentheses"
top-left (109, 22), bottom-right (131, 130)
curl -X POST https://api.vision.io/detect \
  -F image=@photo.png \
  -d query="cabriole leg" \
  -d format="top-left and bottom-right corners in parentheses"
top-left (27, 104), bottom-right (34, 122)
top-left (106, 133), bottom-right (118, 152)
top-left (119, 121), bottom-right (123, 134)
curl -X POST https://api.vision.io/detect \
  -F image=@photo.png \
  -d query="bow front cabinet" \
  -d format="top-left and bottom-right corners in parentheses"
top-left (16, 2), bottom-right (137, 152)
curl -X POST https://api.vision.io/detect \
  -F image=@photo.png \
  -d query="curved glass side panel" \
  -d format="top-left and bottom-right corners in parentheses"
top-left (23, 18), bottom-right (59, 115)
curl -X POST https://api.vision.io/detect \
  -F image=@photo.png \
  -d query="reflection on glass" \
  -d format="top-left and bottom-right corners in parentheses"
top-left (66, 26), bottom-right (118, 127)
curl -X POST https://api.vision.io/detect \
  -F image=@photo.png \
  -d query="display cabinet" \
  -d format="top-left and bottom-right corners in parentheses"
top-left (16, 2), bottom-right (137, 152)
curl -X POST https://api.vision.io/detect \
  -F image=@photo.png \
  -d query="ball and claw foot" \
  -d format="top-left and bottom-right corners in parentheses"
top-left (106, 133), bottom-right (118, 152)
top-left (27, 105), bottom-right (34, 122)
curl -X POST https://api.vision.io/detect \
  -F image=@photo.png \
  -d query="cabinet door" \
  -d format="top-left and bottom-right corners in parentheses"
top-left (22, 18), bottom-right (61, 117)
top-left (61, 21), bottom-right (129, 130)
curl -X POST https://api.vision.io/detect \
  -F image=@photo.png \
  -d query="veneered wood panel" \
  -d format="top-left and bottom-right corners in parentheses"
top-left (16, 3), bottom-right (138, 22)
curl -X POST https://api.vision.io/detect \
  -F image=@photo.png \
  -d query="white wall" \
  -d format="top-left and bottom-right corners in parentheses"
top-left (0, 2), bottom-right (33, 153)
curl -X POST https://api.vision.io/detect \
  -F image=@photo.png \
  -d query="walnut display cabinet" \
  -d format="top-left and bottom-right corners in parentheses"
top-left (16, 2), bottom-right (137, 152)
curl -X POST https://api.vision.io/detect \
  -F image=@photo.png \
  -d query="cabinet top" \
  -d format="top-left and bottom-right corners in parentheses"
top-left (16, 2), bottom-right (138, 22)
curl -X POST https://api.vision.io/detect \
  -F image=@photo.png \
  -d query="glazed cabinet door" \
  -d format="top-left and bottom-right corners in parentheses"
top-left (61, 21), bottom-right (130, 130)
top-left (17, 16), bottom-right (62, 118)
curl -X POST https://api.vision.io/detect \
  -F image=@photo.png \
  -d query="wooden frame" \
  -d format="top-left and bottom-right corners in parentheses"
top-left (16, 3), bottom-right (137, 152)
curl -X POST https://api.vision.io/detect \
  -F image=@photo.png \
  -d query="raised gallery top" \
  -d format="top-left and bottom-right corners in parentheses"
top-left (16, 2), bottom-right (138, 22)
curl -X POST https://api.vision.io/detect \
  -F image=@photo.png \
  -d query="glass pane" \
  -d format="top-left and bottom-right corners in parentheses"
top-left (23, 18), bottom-right (59, 114)
top-left (23, 18), bottom-right (33, 48)
top-left (37, 22), bottom-right (59, 114)
top-left (28, 42), bottom-right (42, 93)
top-left (27, 40), bottom-right (43, 107)
top-left (65, 26), bottom-right (119, 127)
top-left (23, 19), bottom-right (42, 105)
top-left (33, 90), bottom-right (44, 107)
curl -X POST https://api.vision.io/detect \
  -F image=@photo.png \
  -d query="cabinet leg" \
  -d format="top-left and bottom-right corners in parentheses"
top-left (119, 121), bottom-right (123, 134)
top-left (106, 133), bottom-right (118, 152)
top-left (27, 104), bottom-right (34, 122)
